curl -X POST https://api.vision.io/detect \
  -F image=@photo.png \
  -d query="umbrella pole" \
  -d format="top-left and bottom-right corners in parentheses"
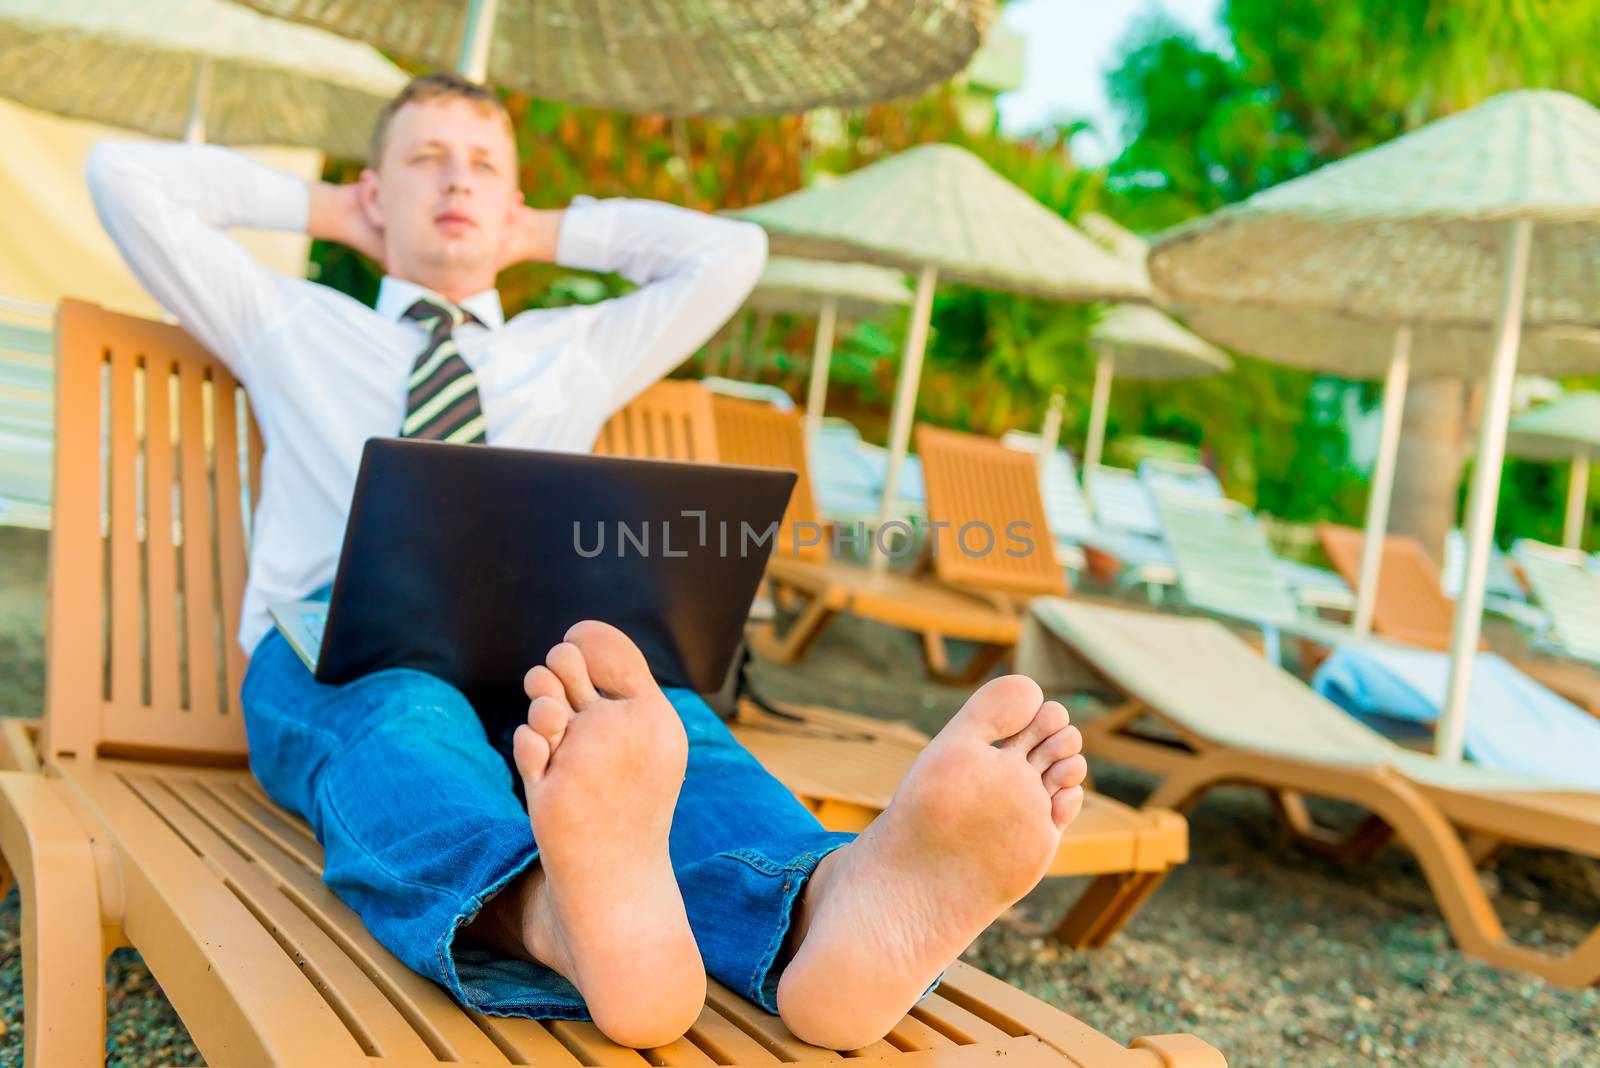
top-left (1437, 218), bottom-right (1533, 762)
top-left (457, 0), bottom-right (500, 81)
top-left (1353, 326), bottom-right (1413, 636)
top-left (1081, 351), bottom-right (1114, 498)
top-left (871, 263), bottom-right (938, 575)
top-left (1564, 448), bottom-right (1590, 550)
top-left (184, 56), bottom-right (213, 144)
top-left (804, 296), bottom-right (838, 447)
top-left (1036, 388), bottom-right (1066, 503)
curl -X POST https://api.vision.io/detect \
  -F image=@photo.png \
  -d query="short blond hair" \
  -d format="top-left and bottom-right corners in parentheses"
top-left (368, 72), bottom-right (514, 168)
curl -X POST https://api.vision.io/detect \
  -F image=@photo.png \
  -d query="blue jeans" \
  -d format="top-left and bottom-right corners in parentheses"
top-left (240, 587), bottom-right (854, 1019)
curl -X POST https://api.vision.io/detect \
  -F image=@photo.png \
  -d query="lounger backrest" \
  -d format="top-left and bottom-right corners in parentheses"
top-left (592, 379), bottom-right (721, 463)
top-left (1317, 523), bottom-right (1454, 650)
top-left (1155, 495), bottom-right (1301, 626)
top-left (1442, 528), bottom-right (1526, 601)
top-left (1000, 431), bottom-right (1096, 543)
top-left (709, 395), bottom-right (828, 563)
top-left (1086, 465), bottom-right (1161, 536)
top-left (915, 425), bottom-right (1067, 597)
top-left (0, 302), bottom-right (52, 526)
top-left (1513, 540), bottom-right (1600, 663)
top-left (47, 299), bottom-right (261, 763)
top-left (1137, 458), bottom-right (1223, 502)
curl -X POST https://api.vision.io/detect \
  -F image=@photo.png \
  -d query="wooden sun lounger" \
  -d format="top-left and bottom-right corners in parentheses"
top-left (710, 396), bottom-right (1028, 684)
top-left (1016, 597), bottom-right (1600, 988)
top-left (0, 300), bottom-right (1224, 1068)
top-left (1317, 523), bottom-right (1600, 716)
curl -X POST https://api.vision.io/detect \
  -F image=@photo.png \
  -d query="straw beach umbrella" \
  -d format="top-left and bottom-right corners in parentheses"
top-left (730, 143), bottom-right (1151, 572)
top-left (740, 257), bottom-right (910, 444)
top-left (0, 0), bottom-right (405, 155)
top-left (1508, 391), bottom-right (1600, 550)
top-left (230, 0), bottom-right (994, 117)
top-left (1151, 90), bottom-right (1600, 762)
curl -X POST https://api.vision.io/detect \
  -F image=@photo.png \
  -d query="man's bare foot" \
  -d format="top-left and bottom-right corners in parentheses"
top-left (775, 675), bottom-right (1086, 1049)
top-left (508, 620), bottom-right (706, 1047)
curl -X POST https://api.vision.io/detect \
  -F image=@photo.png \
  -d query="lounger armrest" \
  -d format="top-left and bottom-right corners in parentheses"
top-left (1131, 1034), bottom-right (1228, 1068)
top-left (0, 717), bottom-right (42, 773)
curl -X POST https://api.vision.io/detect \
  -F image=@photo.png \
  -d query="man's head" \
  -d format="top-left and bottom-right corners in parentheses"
top-left (359, 73), bottom-right (521, 299)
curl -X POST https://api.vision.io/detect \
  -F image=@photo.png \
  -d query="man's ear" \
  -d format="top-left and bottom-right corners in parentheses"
top-left (356, 168), bottom-right (384, 229)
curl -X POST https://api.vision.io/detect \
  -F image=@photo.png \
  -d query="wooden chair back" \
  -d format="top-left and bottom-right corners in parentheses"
top-left (46, 299), bottom-right (262, 764)
top-left (915, 425), bottom-right (1068, 598)
top-left (709, 395), bottom-right (827, 563)
top-left (1317, 523), bottom-right (1455, 650)
top-left (592, 379), bottom-right (720, 463)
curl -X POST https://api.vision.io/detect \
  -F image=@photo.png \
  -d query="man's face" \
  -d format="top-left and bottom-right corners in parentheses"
top-left (360, 96), bottom-right (521, 286)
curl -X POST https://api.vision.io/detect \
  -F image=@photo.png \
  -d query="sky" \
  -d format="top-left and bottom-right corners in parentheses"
top-left (997, 0), bottom-right (1224, 165)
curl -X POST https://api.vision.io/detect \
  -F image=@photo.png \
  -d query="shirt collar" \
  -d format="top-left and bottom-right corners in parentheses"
top-left (376, 276), bottom-right (505, 330)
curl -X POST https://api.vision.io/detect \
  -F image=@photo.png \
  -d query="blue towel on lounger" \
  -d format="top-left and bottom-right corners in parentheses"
top-left (1313, 644), bottom-right (1600, 789)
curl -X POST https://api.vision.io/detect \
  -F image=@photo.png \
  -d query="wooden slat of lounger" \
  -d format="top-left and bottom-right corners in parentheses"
top-left (682, 1002), bottom-right (785, 1064)
top-left (470, 1014), bottom-right (588, 1067)
top-left (61, 761), bottom-right (370, 1065)
top-left (144, 353), bottom-right (182, 716)
top-left (933, 964), bottom-right (1154, 1064)
top-left (127, 773), bottom-right (449, 1064)
top-left (107, 339), bottom-right (142, 713)
top-left (548, 1021), bottom-right (657, 1065)
top-left (45, 301), bottom-right (110, 759)
top-left (1317, 524), bottom-right (1459, 651)
top-left (881, 1015), bottom-right (956, 1050)
top-left (177, 358), bottom-right (221, 718)
top-left (910, 993), bottom-right (1013, 1044)
top-left (212, 368), bottom-right (249, 718)
top-left (206, 778), bottom-right (325, 871)
top-left (703, 984), bottom-right (843, 1061)
top-left (593, 380), bottom-right (721, 464)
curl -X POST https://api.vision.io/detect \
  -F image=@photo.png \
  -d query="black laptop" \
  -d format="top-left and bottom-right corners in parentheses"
top-left (270, 437), bottom-right (795, 735)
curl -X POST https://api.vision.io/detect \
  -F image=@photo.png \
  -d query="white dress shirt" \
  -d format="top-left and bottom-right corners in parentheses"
top-left (86, 141), bottom-right (766, 654)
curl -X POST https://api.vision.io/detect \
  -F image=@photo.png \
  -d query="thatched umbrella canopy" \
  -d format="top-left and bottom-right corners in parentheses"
top-left (1508, 392), bottom-right (1600, 549)
top-left (229, 0), bottom-right (994, 116)
top-left (1150, 89), bottom-right (1600, 761)
top-left (1, 0), bottom-right (404, 155)
top-left (731, 142), bottom-right (1149, 570)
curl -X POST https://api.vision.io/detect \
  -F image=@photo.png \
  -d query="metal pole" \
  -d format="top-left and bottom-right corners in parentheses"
top-left (870, 264), bottom-right (938, 575)
top-left (457, 0), bottom-right (500, 81)
top-left (804, 296), bottom-right (838, 447)
top-left (1039, 388), bottom-right (1065, 460)
top-left (1081, 351), bottom-right (1114, 499)
top-left (184, 57), bottom-right (213, 144)
top-left (1353, 326), bottom-right (1413, 636)
top-left (1564, 449), bottom-right (1590, 550)
top-left (1437, 218), bottom-right (1533, 762)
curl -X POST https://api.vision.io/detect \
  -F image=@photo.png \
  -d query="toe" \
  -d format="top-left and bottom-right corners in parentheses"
top-left (948, 675), bottom-right (1044, 744)
top-left (512, 724), bottom-right (553, 787)
top-left (1050, 785), bottom-right (1085, 831)
top-left (546, 641), bottom-right (600, 709)
top-left (1026, 723), bottom-right (1083, 771)
top-left (524, 664), bottom-right (564, 702)
top-left (527, 695), bottom-right (571, 750)
top-left (1000, 700), bottom-right (1069, 756)
top-left (564, 619), bottom-right (655, 699)
top-left (1043, 754), bottom-right (1088, 792)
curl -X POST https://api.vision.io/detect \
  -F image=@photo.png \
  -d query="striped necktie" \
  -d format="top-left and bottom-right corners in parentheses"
top-left (399, 296), bottom-right (488, 444)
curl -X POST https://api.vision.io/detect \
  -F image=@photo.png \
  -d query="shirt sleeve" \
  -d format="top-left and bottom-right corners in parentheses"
top-left (85, 140), bottom-right (311, 382)
top-left (553, 196), bottom-right (767, 408)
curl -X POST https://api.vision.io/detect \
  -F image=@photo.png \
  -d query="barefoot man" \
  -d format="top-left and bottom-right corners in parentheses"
top-left (88, 73), bottom-right (1089, 1050)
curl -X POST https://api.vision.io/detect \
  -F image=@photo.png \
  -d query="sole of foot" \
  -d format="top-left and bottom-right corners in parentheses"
top-left (512, 620), bottom-right (707, 1048)
top-left (775, 674), bottom-right (1086, 1049)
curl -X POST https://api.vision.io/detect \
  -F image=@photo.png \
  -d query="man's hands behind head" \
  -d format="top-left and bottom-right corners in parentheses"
top-left (308, 181), bottom-right (387, 270)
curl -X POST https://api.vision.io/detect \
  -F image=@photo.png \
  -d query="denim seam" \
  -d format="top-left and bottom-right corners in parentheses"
top-left (740, 838), bottom-right (854, 1009)
top-left (432, 844), bottom-right (544, 1011)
